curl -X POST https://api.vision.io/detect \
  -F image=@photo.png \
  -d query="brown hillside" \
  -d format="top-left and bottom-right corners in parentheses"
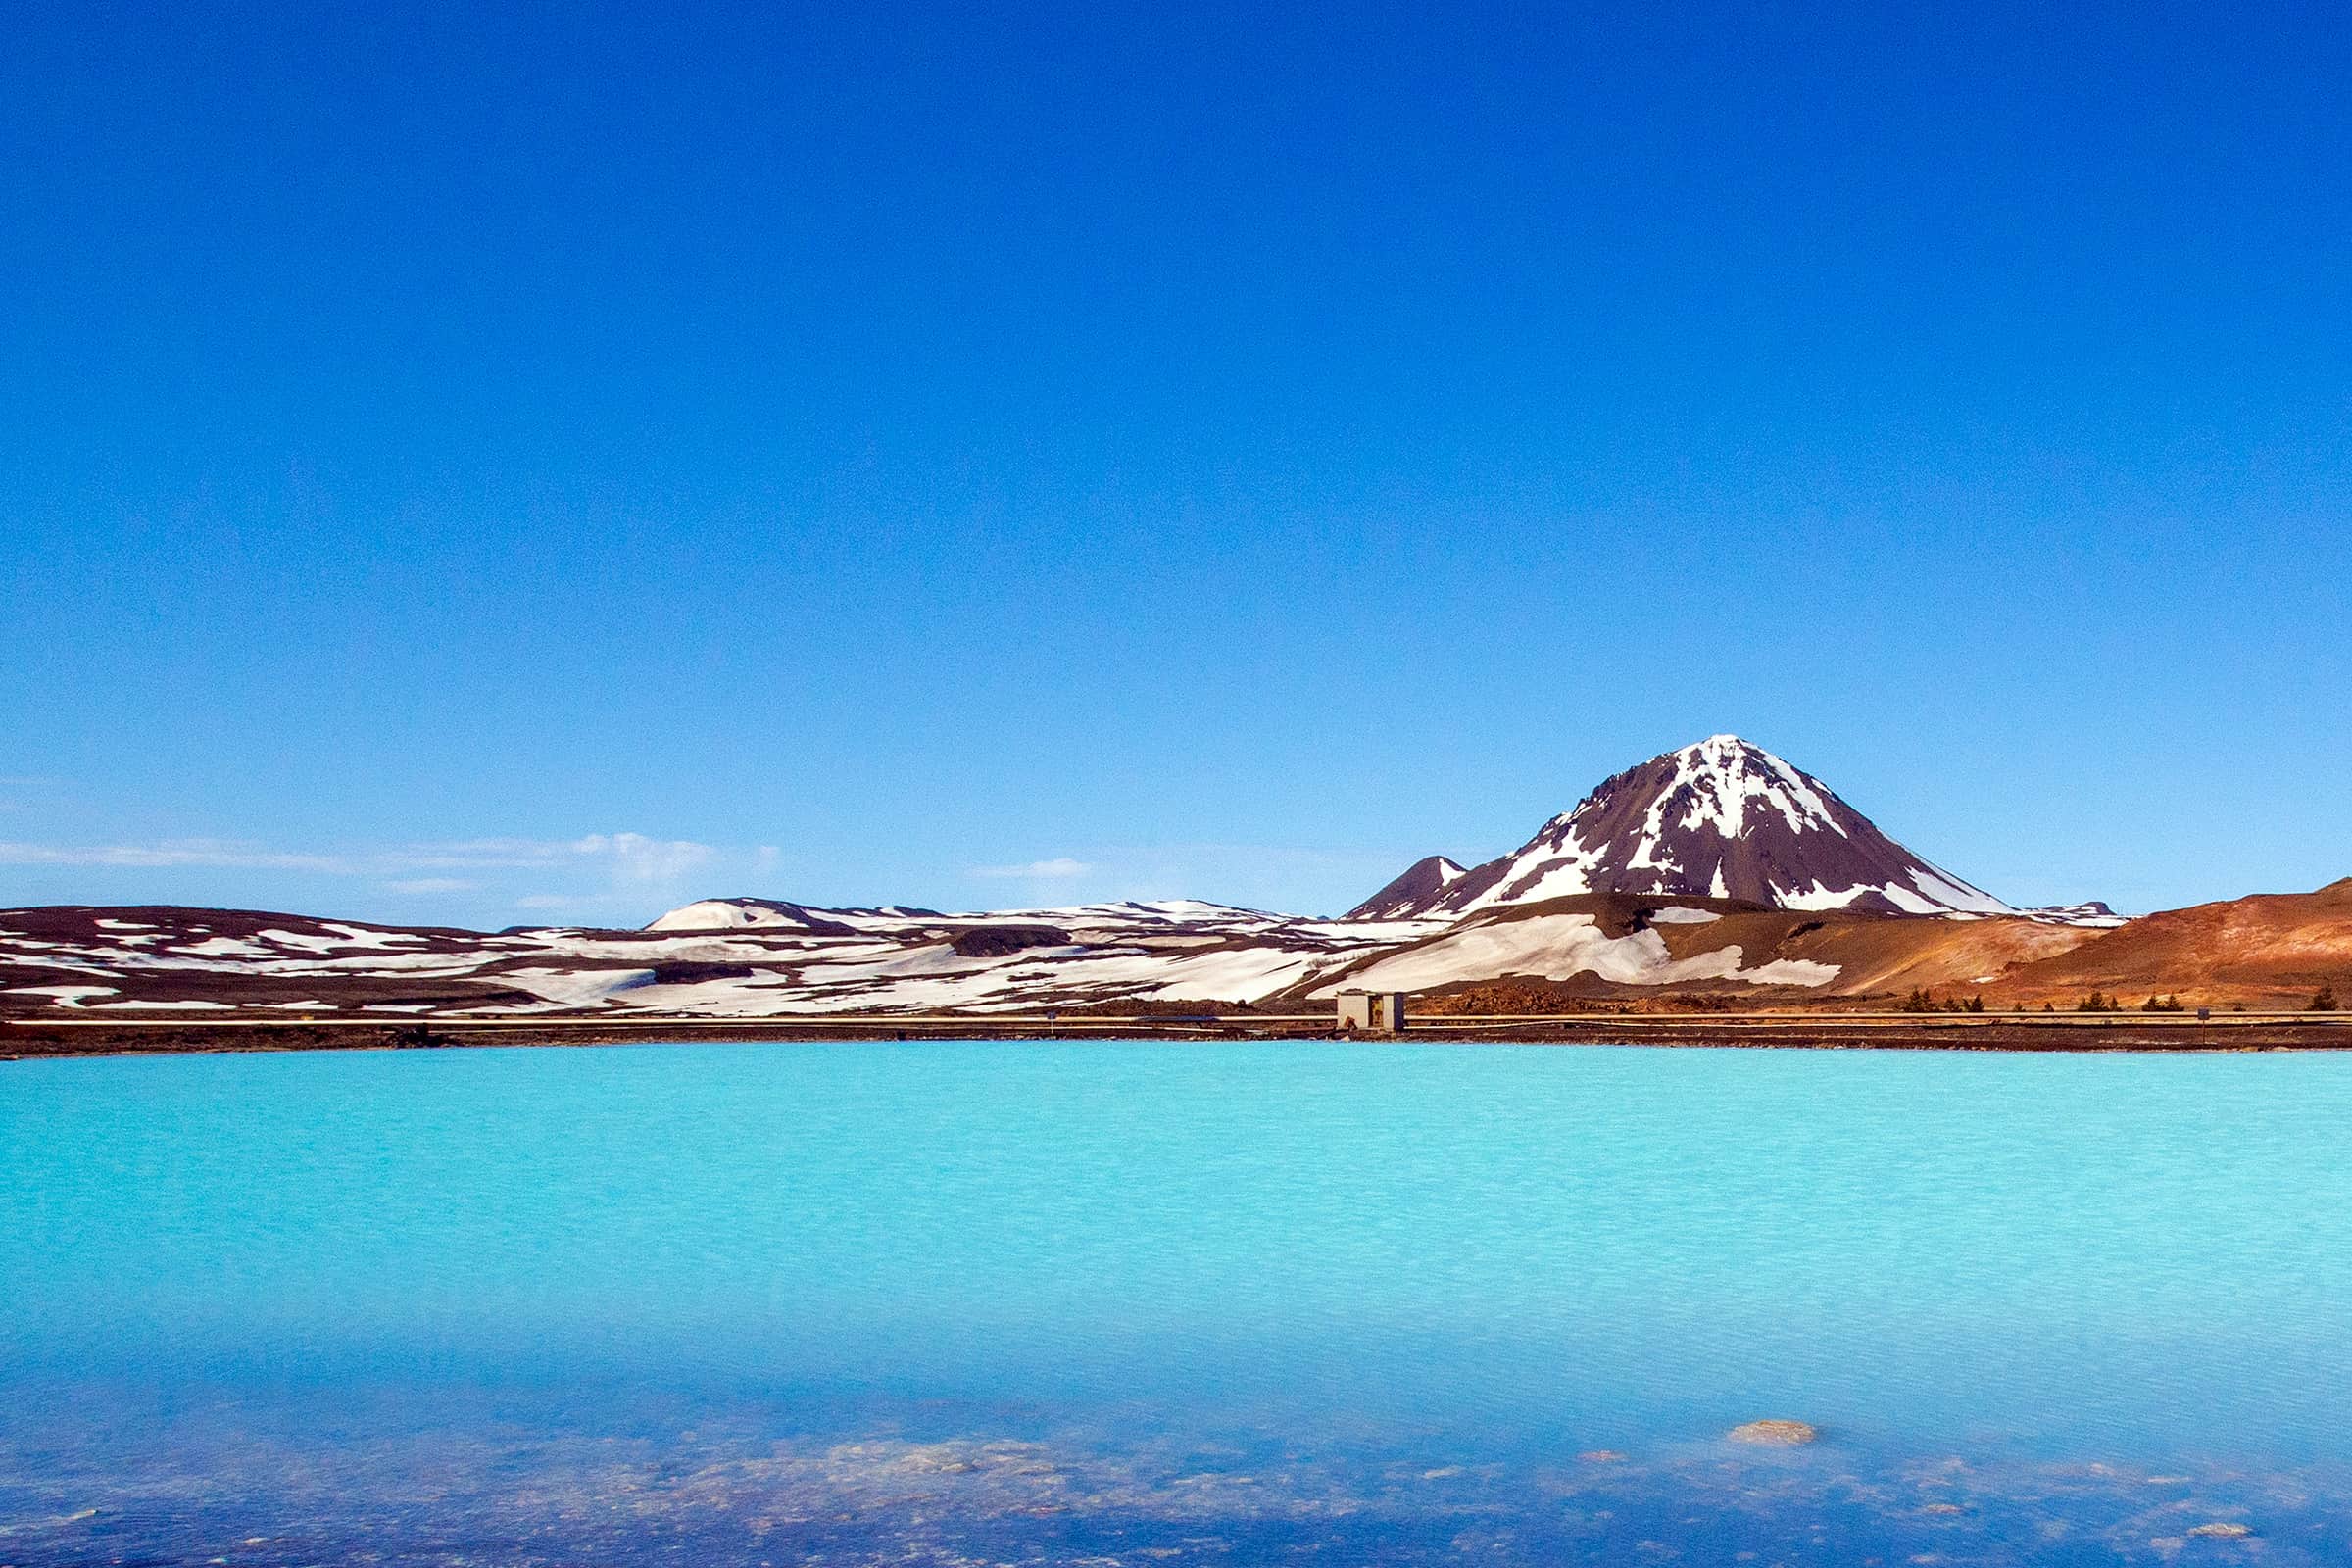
top-left (1770, 914), bottom-right (2098, 998)
top-left (1994, 880), bottom-right (2352, 1008)
top-left (1291, 894), bottom-right (2105, 1009)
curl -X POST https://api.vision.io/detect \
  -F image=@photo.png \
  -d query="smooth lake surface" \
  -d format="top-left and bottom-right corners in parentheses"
top-left (5, 1040), bottom-right (2352, 1564)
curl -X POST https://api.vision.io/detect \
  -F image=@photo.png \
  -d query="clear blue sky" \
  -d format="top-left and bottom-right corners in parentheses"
top-left (4, 1), bottom-right (2346, 927)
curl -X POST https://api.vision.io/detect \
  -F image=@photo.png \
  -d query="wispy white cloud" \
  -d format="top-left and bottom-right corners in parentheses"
top-left (0, 825), bottom-right (768, 929)
top-left (384, 877), bottom-right (478, 895)
top-left (571, 833), bottom-right (715, 883)
top-left (969, 857), bottom-right (1093, 880)
top-left (0, 830), bottom-right (1408, 923)
top-left (510, 889), bottom-right (682, 923)
top-left (0, 838), bottom-right (356, 872)
top-left (0, 833), bottom-right (719, 882)
top-left (956, 844), bottom-right (1418, 917)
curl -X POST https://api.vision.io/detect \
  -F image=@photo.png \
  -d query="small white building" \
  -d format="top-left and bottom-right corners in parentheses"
top-left (1336, 989), bottom-right (1406, 1032)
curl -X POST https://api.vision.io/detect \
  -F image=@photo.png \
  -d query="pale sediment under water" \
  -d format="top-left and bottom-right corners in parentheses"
top-left (4, 1040), bottom-right (2351, 1564)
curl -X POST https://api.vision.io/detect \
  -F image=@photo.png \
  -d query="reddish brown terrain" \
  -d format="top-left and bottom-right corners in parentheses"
top-left (1988, 880), bottom-right (2352, 1010)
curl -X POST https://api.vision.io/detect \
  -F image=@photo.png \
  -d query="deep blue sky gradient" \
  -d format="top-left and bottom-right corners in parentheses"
top-left (4, 2), bottom-right (2347, 924)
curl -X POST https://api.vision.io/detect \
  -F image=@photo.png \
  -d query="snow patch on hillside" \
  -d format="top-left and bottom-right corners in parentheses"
top-left (1309, 913), bottom-right (1838, 996)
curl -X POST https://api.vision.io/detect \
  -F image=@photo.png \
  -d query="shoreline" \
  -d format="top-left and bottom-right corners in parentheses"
top-left (7, 1011), bottom-right (2350, 1059)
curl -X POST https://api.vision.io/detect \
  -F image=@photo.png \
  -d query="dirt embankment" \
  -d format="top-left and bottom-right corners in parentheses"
top-left (8, 1011), bottom-right (2349, 1060)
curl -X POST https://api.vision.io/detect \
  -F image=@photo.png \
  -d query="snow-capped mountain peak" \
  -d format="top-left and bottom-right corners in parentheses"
top-left (1653, 734), bottom-right (1849, 841)
top-left (1350, 736), bottom-right (2014, 920)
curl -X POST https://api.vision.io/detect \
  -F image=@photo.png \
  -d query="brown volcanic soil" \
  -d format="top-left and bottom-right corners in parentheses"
top-left (1308, 894), bottom-right (2108, 1008)
top-left (1414, 982), bottom-right (1782, 1014)
top-left (1629, 903), bottom-right (2106, 1002)
top-left (1991, 879), bottom-right (2352, 1009)
top-left (1745, 911), bottom-right (2099, 998)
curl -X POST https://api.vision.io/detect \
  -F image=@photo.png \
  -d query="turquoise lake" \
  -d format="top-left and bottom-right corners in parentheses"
top-left (5, 1039), bottom-right (2352, 1564)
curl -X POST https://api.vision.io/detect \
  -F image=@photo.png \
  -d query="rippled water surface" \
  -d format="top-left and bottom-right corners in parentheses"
top-left (5, 1040), bottom-right (2351, 1564)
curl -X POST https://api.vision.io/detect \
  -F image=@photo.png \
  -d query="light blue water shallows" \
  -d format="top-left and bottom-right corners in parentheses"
top-left (4, 1038), bottom-right (2350, 1467)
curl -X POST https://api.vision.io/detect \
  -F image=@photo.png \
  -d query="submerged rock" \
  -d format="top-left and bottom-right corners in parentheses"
top-left (1728, 1420), bottom-right (1819, 1446)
